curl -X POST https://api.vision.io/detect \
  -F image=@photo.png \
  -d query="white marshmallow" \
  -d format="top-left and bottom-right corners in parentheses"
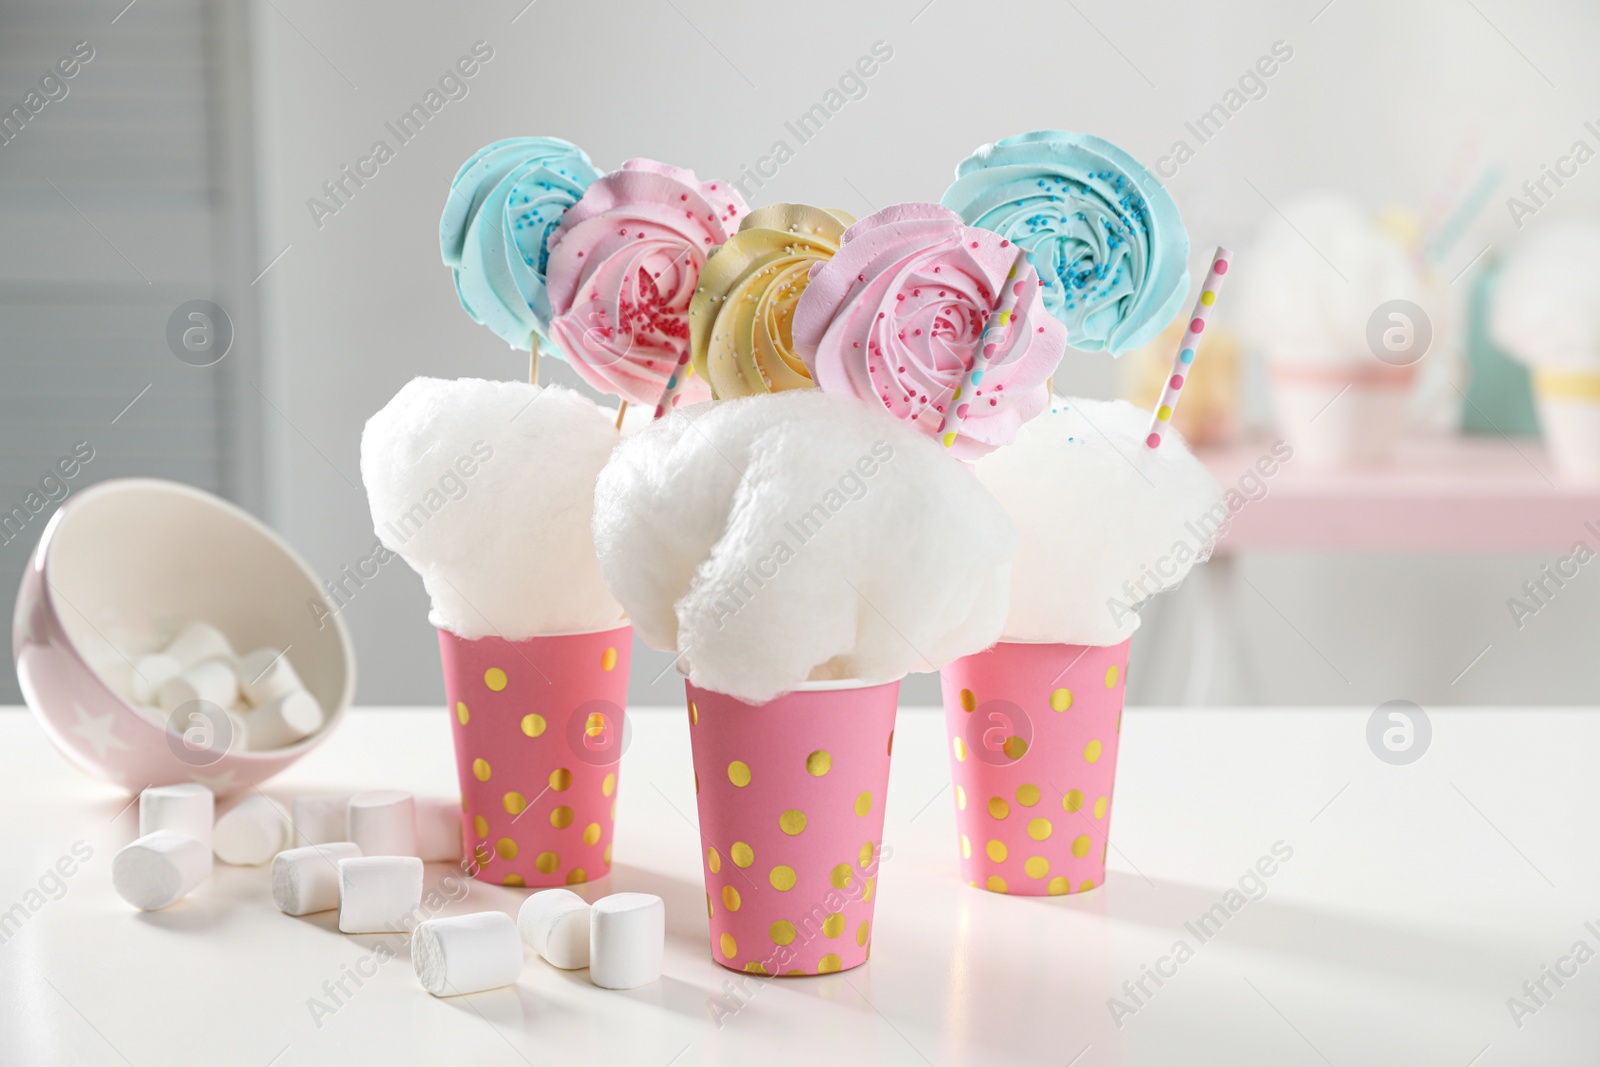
top-left (113, 830), bottom-right (211, 911)
top-left (293, 794), bottom-right (351, 847)
top-left (413, 912), bottom-right (523, 997)
top-left (139, 783), bottom-right (214, 851)
top-left (158, 660), bottom-right (240, 714)
top-left (243, 690), bottom-right (322, 750)
top-left (131, 653), bottom-right (182, 705)
top-left (415, 796), bottom-right (464, 863)
top-left (163, 700), bottom-right (243, 755)
top-left (213, 795), bottom-right (290, 866)
top-left (347, 790), bottom-right (418, 857)
top-left (162, 621), bottom-right (237, 669)
top-left (338, 855), bottom-right (424, 933)
top-left (236, 647), bottom-right (306, 707)
top-left (95, 657), bottom-right (135, 704)
top-left (224, 708), bottom-right (250, 752)
top-left (517, 888), bottom-right (591, 970)
top-left (271, 842), bottom-right (362, 916)
top-left (589, 893), bottom-right (664, 989)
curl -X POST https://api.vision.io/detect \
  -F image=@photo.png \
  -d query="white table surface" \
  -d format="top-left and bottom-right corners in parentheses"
top-left (1, 703), bottom-right (1596, 1067)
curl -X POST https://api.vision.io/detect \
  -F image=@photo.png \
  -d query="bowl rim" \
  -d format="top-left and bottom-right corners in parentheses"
top-left (30, 476), bottom-right (357, 761)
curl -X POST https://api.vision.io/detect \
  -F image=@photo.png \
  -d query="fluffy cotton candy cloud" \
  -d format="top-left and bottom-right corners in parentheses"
top-left (1491, 218), bottom-right (1600, 372)
top-left (361, 377), bottom-right (623, 639)
top-left (1237, 192), bottom-right (1428, 366)
top-left (593, 390), bottom-right (1016, 702)
top-left (975, 398), bottom-right (1223, 646)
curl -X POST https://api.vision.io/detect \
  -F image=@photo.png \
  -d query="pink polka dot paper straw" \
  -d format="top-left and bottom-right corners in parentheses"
top-left (1145, 246), bottom-right (1233, 449)
top-left (939, 246), bottom-right (1033, 449)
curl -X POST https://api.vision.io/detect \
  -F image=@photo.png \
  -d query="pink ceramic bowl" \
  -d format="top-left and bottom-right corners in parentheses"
top-left (12, 478), bottom-right (355, 795)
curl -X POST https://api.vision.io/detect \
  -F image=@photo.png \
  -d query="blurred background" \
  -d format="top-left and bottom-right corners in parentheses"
top-left (3, 0), bottom-right (1598, 710)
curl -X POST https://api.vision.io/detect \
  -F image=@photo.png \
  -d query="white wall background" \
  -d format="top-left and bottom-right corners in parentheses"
top-left (249, 0), bottom-right (1600, 709)
top-left (0, 0), bottom-right (263, 706)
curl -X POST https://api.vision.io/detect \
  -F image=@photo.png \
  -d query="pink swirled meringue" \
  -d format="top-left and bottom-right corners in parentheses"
top-left (792, 203), bottom-right (1067, 459)
top-left (545, 159), bottom-right (749, 405)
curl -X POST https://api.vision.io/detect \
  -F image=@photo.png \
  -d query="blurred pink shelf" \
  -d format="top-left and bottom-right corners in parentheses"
top-left (1200, 434), bottom-right (1600, 553)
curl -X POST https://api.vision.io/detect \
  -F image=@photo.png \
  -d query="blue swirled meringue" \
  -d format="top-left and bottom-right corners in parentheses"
top-left (941, 130), bottom-right (1190, 355)
top-left (440, 137), bottom-right (602, 351)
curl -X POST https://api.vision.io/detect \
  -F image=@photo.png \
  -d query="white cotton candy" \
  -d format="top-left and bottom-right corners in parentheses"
top-left (593, 390), bottom-right (1016, 702)
top-left (975, 398), bottom-right (1224, 646)
top-left (1237, 192), bottom-right (1429, 366)
top-left (360, 377), bottom-right (624, 639)
top-left (1490, 219), bottom-right (1600, 372)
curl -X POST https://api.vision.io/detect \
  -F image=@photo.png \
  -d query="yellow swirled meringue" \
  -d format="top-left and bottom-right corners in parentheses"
top-left (689, 203), bottom-right (855, 398)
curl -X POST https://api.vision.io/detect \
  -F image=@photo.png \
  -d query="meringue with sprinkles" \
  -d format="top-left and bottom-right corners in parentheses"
top-left (440, 136), bottom-right (601, 353)
top-left (545, 158), bottom-right (748, 406)
top-left (689, 203), bottom-right (854, 399)
top-left (792, 202), bottom-right (1067, 461)
top-left (941, 130), bottom-right (1189, 355)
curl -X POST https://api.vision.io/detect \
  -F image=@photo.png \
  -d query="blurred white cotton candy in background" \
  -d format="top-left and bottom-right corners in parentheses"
top-left (360, 377), bottom-right (624, 638)
top-left (1490, 219), bottom-right (1600, 371)
top-left (975, 398), bottom-right (1225, 647)
top-left (1236, 192), bottom-right (1430, 365)
top-left (593, 390), bottom-right (1016, 703)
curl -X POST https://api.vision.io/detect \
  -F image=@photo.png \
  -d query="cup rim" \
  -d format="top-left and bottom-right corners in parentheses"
top-left (682, 672), bottom-right (903, 694)
top-left (1532, 369), bottom-right (1600, 404)
top-left (987, 637), bottom-right (1132, 649)
top-left (1269, 361), bottom-right (1418, 388)
top-left (437, 620), bottom-right (632, 641)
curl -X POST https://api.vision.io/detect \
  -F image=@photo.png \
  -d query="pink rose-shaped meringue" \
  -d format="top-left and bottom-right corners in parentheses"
top-left (546, 159), bottom-right (749, 405)
top-left (793, 203), bottom-right (1067, 459)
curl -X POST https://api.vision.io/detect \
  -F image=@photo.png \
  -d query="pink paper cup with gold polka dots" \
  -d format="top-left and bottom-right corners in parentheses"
top-left (438, 625), bottom-right (631, 888)
top-left (685, 677), bottom-right (898, 977)
top-left (939, 639), bottom-right (1129, 897)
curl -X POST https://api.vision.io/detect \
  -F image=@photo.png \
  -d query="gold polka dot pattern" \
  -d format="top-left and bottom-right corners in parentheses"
top-left (939, 640), bottom-right (1129, 898)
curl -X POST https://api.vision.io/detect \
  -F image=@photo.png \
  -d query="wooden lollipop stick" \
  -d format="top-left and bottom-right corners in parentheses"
top-left (529, 333), bottom-right (540, 386)
top-left (614, 401), bottom-right (628, 431)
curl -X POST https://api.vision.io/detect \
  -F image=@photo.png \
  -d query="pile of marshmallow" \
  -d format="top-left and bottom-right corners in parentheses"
top-left (114, 783), bottom-right (664, 996)
top-left (112, 786), bottom-right (462, 908)
top-left (111, 621), bottom-right (325, 750)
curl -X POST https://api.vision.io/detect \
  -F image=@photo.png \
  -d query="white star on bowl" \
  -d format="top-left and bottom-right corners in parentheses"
top-left (71, 702), bottom-right (132, 760)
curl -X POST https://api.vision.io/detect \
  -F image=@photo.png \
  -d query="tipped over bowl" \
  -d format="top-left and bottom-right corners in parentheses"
top-left (12, 479), bottom-right (355, 795)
